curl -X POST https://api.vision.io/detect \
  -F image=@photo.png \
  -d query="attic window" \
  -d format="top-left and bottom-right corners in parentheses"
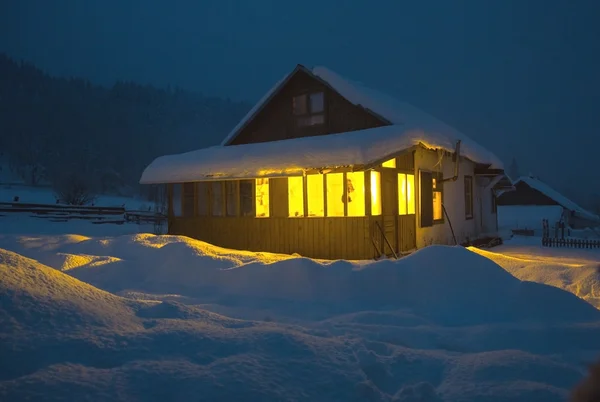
top-left (293, 92), bottom-right (325, 127)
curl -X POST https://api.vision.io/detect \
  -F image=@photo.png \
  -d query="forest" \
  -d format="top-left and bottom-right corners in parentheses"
top-left (0, 53), bottom-right (250, 201)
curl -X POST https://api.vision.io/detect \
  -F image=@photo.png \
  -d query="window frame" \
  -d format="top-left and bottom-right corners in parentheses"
top-left (432, 172), bottom-right (444, 224)
top-left (182, 182), bottom-right (195, 217)
top-left (292, 91), bottom-right (326, 127)
top-left (464, 175), bottom-right (474, 220)
top-left (397, 173), bottom-right (416, 216)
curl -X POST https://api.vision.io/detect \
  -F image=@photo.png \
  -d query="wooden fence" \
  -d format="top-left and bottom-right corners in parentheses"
top-left (541, 237), bottom-right (600, 249)
top-left (0, 202), bottom-right (166, 226)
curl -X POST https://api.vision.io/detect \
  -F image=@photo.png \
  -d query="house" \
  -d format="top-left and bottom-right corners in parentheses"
top-left (497, 175), bottom-right (600, 232)
top-left (140, 64), bottom-right (511, 260)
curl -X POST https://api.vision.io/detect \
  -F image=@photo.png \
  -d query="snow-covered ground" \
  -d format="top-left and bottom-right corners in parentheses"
top-left (0, 223), bottom-right (599, 401)
top-left (0, 184), bottom-right (152, 210)
top-left (470, 236), bottom-right (600, 310)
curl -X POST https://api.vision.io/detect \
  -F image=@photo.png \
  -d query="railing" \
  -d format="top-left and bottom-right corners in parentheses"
top-left (373, 220), bottom-right (398, 260)
top-left (542, 237), bottom-right (600, 249)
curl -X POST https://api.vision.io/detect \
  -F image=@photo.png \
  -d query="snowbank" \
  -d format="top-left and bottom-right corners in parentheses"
top-left (1, 235), bottom-right (600, 401)
top-left (470, 237), bottom-right (600, 309)
top-left (2, 234), bottom-right (598, 326)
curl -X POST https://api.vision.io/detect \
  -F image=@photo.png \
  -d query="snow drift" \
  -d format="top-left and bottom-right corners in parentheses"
top-left (1, 234), bottom-right (600, 401)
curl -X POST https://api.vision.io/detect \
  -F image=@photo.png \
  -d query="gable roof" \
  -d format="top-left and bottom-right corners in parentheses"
top-left (140, 65), bottom-right (505, 185)
top-left (220, 65), bottom-right (500, 166)
top-left (514, 176), bottom-right (600, 222)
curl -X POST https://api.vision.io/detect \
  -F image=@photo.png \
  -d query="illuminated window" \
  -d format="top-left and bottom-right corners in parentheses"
top-left (326, 173), bottom-right (345, 217)
top-left (433, 178), bottom-right (443, 221)
top-left (172, 183), bottom-right (182, 217)
top-left (196, 182), bottom-right (208, 216)
top-left (288, 176), bottom-right (304, 217)
top-left (346, 172), bottom-right (365, 216)
top-left (306, 174), bottom-right (324, 217)
top-left (382, 158), bottom-right (396, 168)
top-left (240, 180), bottom-right (254, 217)
top-left (255, 179), bottom-right (269, 217)
top-left (225, 181), bottom-right (237, 216)
top-left (397, 173), bottom-right (416, 215)
top-left (370, 171), bottom-right (381, 216)
top-left (211, 182), bottom-right (223, 216)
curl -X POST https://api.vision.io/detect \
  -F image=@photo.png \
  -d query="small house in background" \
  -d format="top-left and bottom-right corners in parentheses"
top-left (140, 64), bottom-right (511, 260)
top-left (496, 175), bottom-right (600, 234)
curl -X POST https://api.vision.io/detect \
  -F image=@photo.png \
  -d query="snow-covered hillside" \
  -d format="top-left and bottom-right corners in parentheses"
top-left (1, 232), bottom-right (599, 401)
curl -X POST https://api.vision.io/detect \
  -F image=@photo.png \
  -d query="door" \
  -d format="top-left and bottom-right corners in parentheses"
top-left (381, 170), bottom-right (398, 256)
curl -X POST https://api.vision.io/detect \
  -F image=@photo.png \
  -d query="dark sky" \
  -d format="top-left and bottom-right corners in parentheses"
top-left (1, 0), bottom-right (599, 204)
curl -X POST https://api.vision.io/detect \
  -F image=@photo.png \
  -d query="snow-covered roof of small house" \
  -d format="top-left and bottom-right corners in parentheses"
top-left (514, 176), bottom-right (600, 223)
top-left (141, 124), bottom-right (500, 184)
top-left (140, 65), bottom-right (504, 184)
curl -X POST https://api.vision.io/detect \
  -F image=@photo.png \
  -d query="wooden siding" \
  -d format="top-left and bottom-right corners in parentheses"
top-left (229, 68), bottom-right (387, 145)
top-left (170, 216), bottom-right (381, 260)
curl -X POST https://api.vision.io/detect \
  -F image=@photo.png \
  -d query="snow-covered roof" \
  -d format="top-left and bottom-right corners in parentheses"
top-left (219, 65), bottom-right (502, 168)
top-left (141, 123), bottom-right (502, 184)
top-left (515, 176), bottom-right (600, 222)
top-left (141, 65), bottom-right (505, 184)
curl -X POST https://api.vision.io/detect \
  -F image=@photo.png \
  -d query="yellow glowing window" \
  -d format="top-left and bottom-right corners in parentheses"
top-left (288, 176), bottom-right (304, 217)
top-left (346, 172), bottom-right (365, 216)
top-left (306, 174), bottom-right (324, 217)
top-left (407, 174), bottom-right (415, 214)
top-left (255, 178), bottom-right (269, 217)
top-left (398, 173), bottom-right (416, 215)
top-left (326, 173), bottom-right (345, 217)
top-left (370, 171), bottom-right (381, 216)
top-left (382, 158), bottom-right (396, 168)
top-left (433, 178), bottom-right (443, 221)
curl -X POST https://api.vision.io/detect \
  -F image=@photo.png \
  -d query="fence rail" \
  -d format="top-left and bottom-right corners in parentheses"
top-left (0, 201), bottom-right (166, 226)
top-left (541, 237), bottom-right (600, 249)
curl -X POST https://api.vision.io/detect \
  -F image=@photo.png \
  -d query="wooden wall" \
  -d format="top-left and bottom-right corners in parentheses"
top-left (167, 152), bottom-right (418, 261)
top-left (229, 68), bottom-right (387, 146)
top-left (170, 216), bottom-right (380, 260)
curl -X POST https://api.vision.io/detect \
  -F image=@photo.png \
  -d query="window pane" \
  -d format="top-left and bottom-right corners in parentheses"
top-left (464, 176), bottom-right (473, 218)
top-left (433, 190), bottom-right (443, 221)
top-left (297, 114), bottom-right (325, 127)
top-left (226, 181), bottom-right (237, 216)
top-left (310, 92), bottom-right (324, 113)
top-left (211, 182), bottom-right (223, 216)
top-left (370, 171), bottom-right (381, 216)
top-left (182, 182), bottom-right (195, 217)
top-left (407, 174), bottom-right (415, 214)
top-left (398, 173), bottom-right (407, 215)
top-left (240, 180), bottom-right (254, 216)
top-left (196, 182), bottom-right (208, 216)
top-left (346, 172), bottom-right (365, 217)
top-left (172, 183), bottom-right (182, 217)
top-left (255, 178), bottom-right (269, 217)
top-left (326, 173), bottom-right (344, 217)
top-left (382, 158), bottom-right (396, 168)
top-left (288, 176), bottom-right (304, 217)
top-left (306, 174), bottom-right (324, 217)
top-left (293, 94), bottom-right (307, 115)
